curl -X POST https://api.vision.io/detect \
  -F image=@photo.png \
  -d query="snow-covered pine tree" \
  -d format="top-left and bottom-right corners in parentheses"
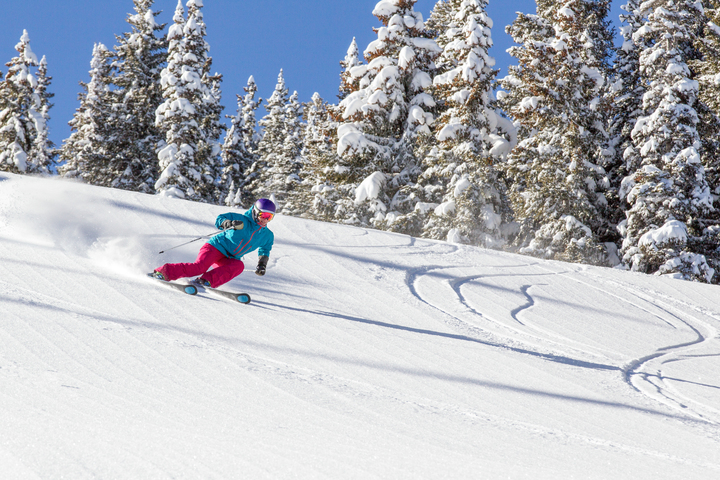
top-left (605, 0), bottom-right (646, 252)
top-left (186, 0), bottom-right (225, 202)
top-left (499, 0), bottom-right (614, 265)
top-left (296, 40), bottom-right (365, 223)
top-left (29, 55), bottom-right (55, 172)
top-left (0, 30), bottom-right (54, 175)
top-left (245, 70), bottom-right (304, 211)
top-left (199, 66), bottom-right (226, 204)
top-left (106, 0), bottom-right (167, 192)
top-left (691, 0), bottom-right (720, 201)
top-left (419, 0), bottom-right (516, 247)
top-left (338, 38), bottom-right (362, 101)
top-left (425, 0), bottom-right (454, 34)
top-left (59, 44), bottom-right (116, 181)
top-left (276, 90), bottom-right (305, 214)
top-left (155, 0), bottom-right (224, 203)
top-left (248, 70), bottom-right (288, 184)
top-left (688, 0), bottom-right (720, 277)
top-left (335, 0), bottom-right (441, 231)
top-left (222, 76), bottom-right (261, 208)
top-left (619, 0), bottom-right (715, 282)
top-left (297, 92), bottom-right (346, 221)
top-left (244, 70), bottom-right (286, 204)
top-left (238, 77), bottom-right (262, 155)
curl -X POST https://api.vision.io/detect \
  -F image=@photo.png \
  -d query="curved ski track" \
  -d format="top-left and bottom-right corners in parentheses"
top-left (407, 262), bottom-right (720, 425)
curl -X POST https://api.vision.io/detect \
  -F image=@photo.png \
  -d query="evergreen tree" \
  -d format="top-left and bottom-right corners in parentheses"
top-left (238, 77), bottom-right (262, 154)
top-left (425, 0), bottom-right (454, 35)
top-left (0, 30), bottom-right (54, 174)
top-left (246, 70), bottom-right (304, 211)
top-left (619, 0), bottom-right (715, 282)
top-left (691, 0), bottom-right (720, 202)
top-left (155, 0), bottom-right (224, 202)
top-left (245, 70), bottom-right (288, 203)
top-left (688, 0), bottom-right (720, 277)
top-left (334, 0), bottom-right (442, 231)
top-left (188, 0), bottom-right (225, 202)
top-left (499, 0), bottom-right (614, 265)
top-left (277, 90), bottom-right (305, 213)
top-left (605, 0), bottom-right (646, 252)
top-left (199, 66), bottom-right (226, 204)
top-left (296, 40), bottom-right (365, 223)
top-left (30, 55), bottom-right (55, 172)
top-left (59, 43), bottom-right (116, 182)
top-left (222, 76), bottom-right (261, 207)
top-left (297, 92), bottom-right (345, 220)
top-left (419, 0), bottom-right (516, 247)
top-left (107, 0), bottom-right (167, 192)
top-left (338, 38), bottom-right (362, 101)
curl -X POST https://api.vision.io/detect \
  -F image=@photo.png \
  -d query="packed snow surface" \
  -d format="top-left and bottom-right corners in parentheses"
top-left (1, 173), bottom-right (719, 479)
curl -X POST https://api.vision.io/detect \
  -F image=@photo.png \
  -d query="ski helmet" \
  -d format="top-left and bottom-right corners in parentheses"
top-left (252, 198), bottom-right (276, 223)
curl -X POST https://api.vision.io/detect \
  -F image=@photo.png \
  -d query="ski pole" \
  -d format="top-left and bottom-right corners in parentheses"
top-left (158, 230), bottom-right (223, 254)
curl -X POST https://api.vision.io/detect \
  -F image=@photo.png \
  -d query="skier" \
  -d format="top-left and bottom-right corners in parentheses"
top-left (152, 198), bottom-right (276, 288)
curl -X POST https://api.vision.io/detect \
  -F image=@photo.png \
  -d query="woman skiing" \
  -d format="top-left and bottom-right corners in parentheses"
top-left (152, 198), bottom-right (276, 288)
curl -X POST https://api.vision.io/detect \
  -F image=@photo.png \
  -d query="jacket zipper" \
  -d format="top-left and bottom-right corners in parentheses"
top-left (232, 227), bottom-right (262, 257)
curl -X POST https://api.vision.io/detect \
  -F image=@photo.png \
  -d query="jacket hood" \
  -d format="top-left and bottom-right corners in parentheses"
top-left (244, 206), bottom-right (258, 226)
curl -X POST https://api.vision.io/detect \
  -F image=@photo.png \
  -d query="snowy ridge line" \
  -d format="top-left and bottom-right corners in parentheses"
top-left (102, 183), bottom-right (210, 224)
top-left (556, 272), bottom-right (720, 424)
top-left (288, 238), bottom-right (459, 257)
top-left (405, 266), bottom-right (619, 371)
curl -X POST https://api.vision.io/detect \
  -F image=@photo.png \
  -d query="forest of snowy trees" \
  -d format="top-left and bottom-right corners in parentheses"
top-left (1, 0), bottom-right (720, 284)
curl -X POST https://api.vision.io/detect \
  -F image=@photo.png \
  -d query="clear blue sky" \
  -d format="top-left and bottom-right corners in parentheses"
top-left (0, 0), bottom-right (624, 149)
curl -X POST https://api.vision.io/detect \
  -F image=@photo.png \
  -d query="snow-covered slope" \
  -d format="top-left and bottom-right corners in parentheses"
top-left (1, 172), bottom-right (719, 479)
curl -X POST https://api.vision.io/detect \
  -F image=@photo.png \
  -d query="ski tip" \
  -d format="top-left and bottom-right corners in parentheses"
top-left (184, 285), bottom-right (198, 295)
top-left (237, 293), bottom-right (251, 304)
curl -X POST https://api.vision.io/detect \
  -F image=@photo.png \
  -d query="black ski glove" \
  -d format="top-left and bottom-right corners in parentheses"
top-left (221, 219), bottom-right (244, 230)
top-left (255, 255), bottom-right (269, 276)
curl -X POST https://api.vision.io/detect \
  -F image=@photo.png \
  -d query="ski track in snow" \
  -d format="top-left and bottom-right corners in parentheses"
top-left (195, 340), bottom-right (720, 472)
top-left (407, 263), bottom-right (622, 370)
top-left (407, 257), bottom-right (720, 425)
top-left (575, 274), bottom-right (720, 423)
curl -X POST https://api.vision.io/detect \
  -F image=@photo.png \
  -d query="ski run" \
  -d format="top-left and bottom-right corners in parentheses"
top-left (1, 172), bottom-right (719, 479)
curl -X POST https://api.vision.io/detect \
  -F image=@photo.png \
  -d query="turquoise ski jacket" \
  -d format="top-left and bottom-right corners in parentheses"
top-left (207, 208), bottom-right (274, 260)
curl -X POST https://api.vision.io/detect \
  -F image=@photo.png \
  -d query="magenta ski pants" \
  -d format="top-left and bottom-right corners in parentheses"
top-left (157, 243), bottom-right (245, 288)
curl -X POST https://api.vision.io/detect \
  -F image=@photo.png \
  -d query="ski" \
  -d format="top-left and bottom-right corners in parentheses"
top-left (191, 279), bottom-right (251, 304)
top-left (147, 273), bottom-right (198, 295)
top-left (207, 288), bottom-right (251, 304)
